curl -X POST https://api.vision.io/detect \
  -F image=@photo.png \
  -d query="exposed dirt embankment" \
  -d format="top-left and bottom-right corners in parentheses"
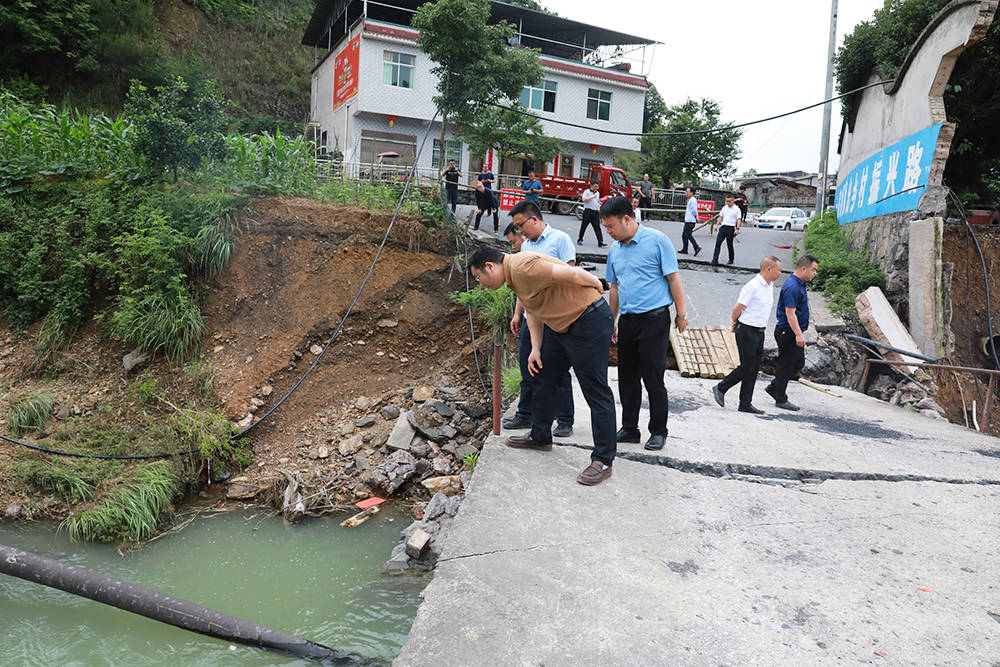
top-left (0, 197), bottom-right (488, 519)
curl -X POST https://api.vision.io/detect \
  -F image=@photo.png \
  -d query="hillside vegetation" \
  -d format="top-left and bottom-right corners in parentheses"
top-left (1, 0), bottom-right (315, 132)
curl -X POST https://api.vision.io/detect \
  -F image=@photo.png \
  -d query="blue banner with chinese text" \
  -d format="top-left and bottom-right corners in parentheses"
top-left (835, 123), bottom-right (943, 225)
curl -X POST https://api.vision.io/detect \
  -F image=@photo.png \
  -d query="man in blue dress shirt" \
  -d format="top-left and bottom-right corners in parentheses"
top-left (601, 196), bottom-right (689, 451)
top-left (765, 254), bottom-right (819, 411)
top-left (501, 200), bottom-right (576, 437)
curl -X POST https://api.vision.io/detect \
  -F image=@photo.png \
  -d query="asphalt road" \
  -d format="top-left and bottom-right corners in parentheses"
top-left (457, 203), bottom-right (804, 273)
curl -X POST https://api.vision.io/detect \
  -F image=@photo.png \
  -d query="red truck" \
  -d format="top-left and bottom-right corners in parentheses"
top-left (500, 164), bottom-right (634, 216)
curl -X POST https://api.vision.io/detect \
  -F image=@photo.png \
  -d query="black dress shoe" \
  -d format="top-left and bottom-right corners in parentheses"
top-left (553, 423), bottom-right (573, 438)
top-left (677, 250), bottom-right (689, 255)
top-left (712, 384), bottom-right (725, 407)
top-left (775, 401), bottom-right (800, 411)
top-left (694, 246), bottom-right (702, 256)
top-left (501, 414), bottom-right (531, 429)
top-left (738, 404), bottom-right (765, 415)
top-left (615, 427), bottom-right (641, 443)
top-left (644, 434), bottom-right (666, 451)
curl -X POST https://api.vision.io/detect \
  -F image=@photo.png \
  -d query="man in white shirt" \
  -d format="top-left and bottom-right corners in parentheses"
top-left (712, 256), bottom-right (782, 414)
top-left (577, 182), bottom-right (605, 246)
top-left (630, 193), bottom-right (643, 223)
top-left (711, 194), bottom-right (742, 265)
top-left (678, 187), bottom-right (702, 256)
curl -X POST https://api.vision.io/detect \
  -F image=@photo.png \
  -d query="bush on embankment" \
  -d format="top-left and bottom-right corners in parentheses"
top-left (803, 209), bottom-right (885, 315)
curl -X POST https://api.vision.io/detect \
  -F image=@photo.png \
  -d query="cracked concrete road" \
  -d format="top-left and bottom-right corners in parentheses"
top-left (395, 369), bottom-right (1000, 665)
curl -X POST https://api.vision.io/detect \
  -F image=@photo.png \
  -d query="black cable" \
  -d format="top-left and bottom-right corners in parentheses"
top-left (456, 211), bottom-right (492, 398)
top-left (238, 109), bottom-right (442, 437)
top-left (0, 432), bottom-right (201, 460)
top-left (490, 79), bottom-right (895, 138)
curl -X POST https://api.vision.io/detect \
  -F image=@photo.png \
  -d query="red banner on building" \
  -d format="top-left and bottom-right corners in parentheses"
top-left (333, 35), bottom-right (360, 110)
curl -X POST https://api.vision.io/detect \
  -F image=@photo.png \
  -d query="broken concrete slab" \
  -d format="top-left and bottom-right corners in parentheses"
top-left (386, 412), bottom-right (417, 451)
top-left (856, 286), bottom-right (925, 374)
top-left (807, 289), bottom-right (846, 333)
top-left (405, 528), bottom-right (433, 559)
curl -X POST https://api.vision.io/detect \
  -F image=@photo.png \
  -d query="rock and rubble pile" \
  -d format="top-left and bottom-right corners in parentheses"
top-left (383, 491), bottom-right (464, 574)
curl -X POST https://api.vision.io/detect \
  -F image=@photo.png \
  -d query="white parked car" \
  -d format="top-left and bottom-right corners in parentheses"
top-left (757, 207), bottom-right (809, 231)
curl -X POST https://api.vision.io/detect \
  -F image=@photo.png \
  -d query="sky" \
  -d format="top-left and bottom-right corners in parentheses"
top-left (541, 0), bottom-right (887, 176)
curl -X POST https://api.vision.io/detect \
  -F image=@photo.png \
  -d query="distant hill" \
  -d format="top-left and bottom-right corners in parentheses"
top-left (1, 0), bottom-right (315, 134)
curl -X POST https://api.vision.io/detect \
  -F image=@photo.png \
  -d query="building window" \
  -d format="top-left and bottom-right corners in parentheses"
top-left (520, 80), bottom-right (557, 112)
top-left (433, 139), bottom-right (462, 167)
top-left (383, 51), bottom-right (415, 88)
top-left (587, 89), bottom-right (612, 121)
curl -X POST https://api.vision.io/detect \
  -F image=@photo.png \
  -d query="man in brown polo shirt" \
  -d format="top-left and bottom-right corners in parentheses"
top-left (468, 245), bottom-right (617, 485)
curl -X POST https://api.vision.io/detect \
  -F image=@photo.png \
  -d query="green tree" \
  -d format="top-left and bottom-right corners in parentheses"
top-left (413, 0), bottom-right (545, 169)
top-left (459, 105), bottom-right (560, 169)
top-left (643, 84), bottom-right (667, 133)
top-left (0, 0), bottom-right (98, 81)
top-left (641, 98), bottom-right (742, 188)
top-left (125, 76), bottom-right (229, 182)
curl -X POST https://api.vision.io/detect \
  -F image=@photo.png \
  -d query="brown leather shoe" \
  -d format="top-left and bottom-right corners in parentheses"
top-left (505, 435), bottom-right (552, 451)
top-left (576, 461), bottom-right (612, 485)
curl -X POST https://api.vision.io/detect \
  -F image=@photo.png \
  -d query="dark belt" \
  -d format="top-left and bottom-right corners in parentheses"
top-left (737, 321), bottom-right (765, 332)
top-left (620, 305), bottom-right (669, 320)
top-left (580, 299), bottom-right (605, 317)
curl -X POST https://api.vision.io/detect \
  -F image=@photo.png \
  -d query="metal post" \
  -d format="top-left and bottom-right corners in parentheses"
top-left (815, 0), bottom-right (838, 216)
top-left (982, 375), bottom-right (996, 432)
top-left (581, 33), bottom-right (587, 62)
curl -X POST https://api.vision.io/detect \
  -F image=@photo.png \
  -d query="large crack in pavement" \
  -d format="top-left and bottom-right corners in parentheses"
top-left (549, 441), bottom-right (1000, 487)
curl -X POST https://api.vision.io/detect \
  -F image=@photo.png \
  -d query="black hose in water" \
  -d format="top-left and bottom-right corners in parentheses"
top-left (0, 544), bottom-right (382, 665)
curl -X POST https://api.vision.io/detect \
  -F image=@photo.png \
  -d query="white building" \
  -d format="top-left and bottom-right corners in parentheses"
top-left (302, 0), bottom-right (655, 184)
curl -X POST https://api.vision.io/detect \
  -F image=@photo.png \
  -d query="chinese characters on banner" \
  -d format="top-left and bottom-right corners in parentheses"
top-left (333, 35), bottom-right (360, 110)
top-left (834, 123), bottom-right (943, 225)
top-left (696, 200), bottom-right (715, 222)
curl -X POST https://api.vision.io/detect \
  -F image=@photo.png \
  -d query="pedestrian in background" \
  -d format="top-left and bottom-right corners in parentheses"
top-left (469, 245), bottom-right (617, 486)
top-left (765, 254), bottom-right (819, 411)
top-left (601, 196), bottom-right (688, 451)
top-left (521, 170), bottom-right (543, 204)
top-left (473, 180), bottom-right (499, 232)
top-left (678, 187), bottom-right (702, 256)
top-left (442, 159), bottom-right (461, 213)
top-left (502, 200), bottom-right (576, 438)
top-left (735, 184), bottom-right (749, 225)
top-left (637, 173), bottom-right (654, 209)
top-left (631, 192), bottom-right (643, 223)
top-left (712, 256), bottom-right (782, 414)
top-left (578, 182), bottom-right (605, 246)
top-left (711, 194), bottom-right (741, 266)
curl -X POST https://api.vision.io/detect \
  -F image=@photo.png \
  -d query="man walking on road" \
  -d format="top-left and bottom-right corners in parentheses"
top-left (469, 245), bottom-right (617, 486)
top-left (711, 195), bottom-right (742, 265)
top-left (637, 173), bottom-right (654, 209)
top-left (502, 200), bottom-right (576, 438)
top-left (735, 184), bottom-right (749, 225)
top-left (678, 187), bottom-right (702, 256)
top-left (442, 159), bottom-right (461, 213)
top-left (578, 182), bottom-right (605, 246)
top-left (601, 196), bottom-right (688, 451)
top-left (713, 256), bottom-right (782, 414)
top-left (764, 254), bottom-right (819, 411)
top-left (521, 170), bottom-right (543, 204)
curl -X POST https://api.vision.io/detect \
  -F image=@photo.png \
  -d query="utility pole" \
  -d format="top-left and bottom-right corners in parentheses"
top-left (815, 0), bottom-right (838, 216)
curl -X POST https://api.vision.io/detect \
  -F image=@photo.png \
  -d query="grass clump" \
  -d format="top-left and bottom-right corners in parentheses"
top-left (804, 209), bottom-right (885, 315)
top-left (8, 392), bottom-right (54, 436)
top-left (15, 460), bottom-right (96, 502)
top-left (62, 461), bottom-right (178, 543)
top-left (501, 363), bottom-right (521, 404)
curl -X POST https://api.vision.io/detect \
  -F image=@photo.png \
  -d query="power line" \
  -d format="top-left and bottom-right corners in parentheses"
top-left (491, 79), bottom-right (894, 137)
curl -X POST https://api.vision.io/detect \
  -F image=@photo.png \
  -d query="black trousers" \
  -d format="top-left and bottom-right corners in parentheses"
top-left (769, 325), bottom-right (805, 403)
top-left (515, 316), bottom-right (574, 425)
top-left (530, 301), bottom-right (617, 465)
top-left (446, 186), bottom-right (458, 211)
top-left (474, 209), bottom-right (499, 230)
top-left (639, 195), bottom-right (651, 209)
top-left (680, 222), bottom-right (700, 253)
top-left (719, 322), bottom-right (764, 409)
top-left (578, 208), bottom-right (604, 244)
top-left (617, 306), bottom-right (670, 435)
top-left (713, 225), bottom-right (735, 264)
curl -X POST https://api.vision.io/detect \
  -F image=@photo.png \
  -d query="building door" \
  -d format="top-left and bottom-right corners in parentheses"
top-left (560, 154), bottom-right (574, 178)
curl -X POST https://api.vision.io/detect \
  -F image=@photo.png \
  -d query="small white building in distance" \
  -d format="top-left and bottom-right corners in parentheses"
top-left (302, 0), bottom-right (654, 183)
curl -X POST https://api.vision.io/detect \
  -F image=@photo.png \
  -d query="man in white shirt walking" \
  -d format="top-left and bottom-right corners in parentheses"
top-left (711, 194), bottom-right (742, 265)
top-left (678, 187), bottom-right (702, 256)
top-left (712, 256), bottom-right (782, 414)
top-left (578, 182), bottom-right (605, 246)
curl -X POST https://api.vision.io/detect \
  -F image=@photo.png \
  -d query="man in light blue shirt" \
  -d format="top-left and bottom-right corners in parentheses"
top-left (679, 186), bottom-right (702, 256)
top-left (502, 200), bottom-right (576, 437)
top-left (521, 170), bottom-right (543, 204)
top-left (602, 196), bottom-right (688, 451)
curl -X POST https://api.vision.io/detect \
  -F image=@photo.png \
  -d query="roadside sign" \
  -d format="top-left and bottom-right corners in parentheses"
top-left (696, 200), bottom-right (715, 221)
top-left (499, 189), bottom-right (524, 212)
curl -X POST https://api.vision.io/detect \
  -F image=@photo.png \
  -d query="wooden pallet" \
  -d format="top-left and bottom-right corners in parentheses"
top-left (670, 325), bottom-right (739, 379)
